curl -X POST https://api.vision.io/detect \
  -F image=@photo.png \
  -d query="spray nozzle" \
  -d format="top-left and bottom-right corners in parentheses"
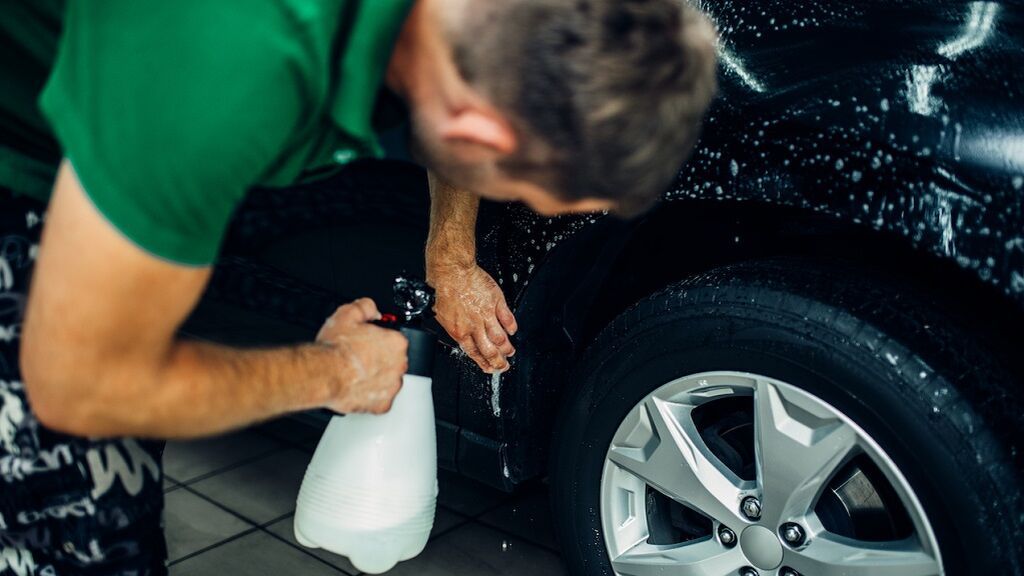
top-left (393, 276), bottom-right (435, 323)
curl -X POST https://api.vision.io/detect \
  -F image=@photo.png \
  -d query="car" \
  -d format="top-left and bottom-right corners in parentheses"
top-left (184, 1), bottom-right (1024, 574)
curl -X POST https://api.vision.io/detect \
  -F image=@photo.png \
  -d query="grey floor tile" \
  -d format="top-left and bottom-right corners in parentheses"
top-left (437, 469), bottom-right (511, 517)
top-left (163, 430), bottom-right (282, 484)
top-left (164, 489), bottom-right (254, 562)
top-left (479, 486), bottom-right (558, 550)
top-left (430, 507), bottom-right (470, 537)
top-left (189, 448), bottom-right (310, 524)
top-left (265, 506), bottom-right (470, 574)
top-left (169, 530), bottom-right (344, 576)
top-left (382, 523), bottom-right (567, 576)
top-left (163, 476), bottom-right (178, 492)
top-left (265, 516), bottom-right (359, 575)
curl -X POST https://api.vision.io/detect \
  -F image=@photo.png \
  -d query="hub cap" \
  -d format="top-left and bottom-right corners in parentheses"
top-left (741, 526), bottom-right (783, 570)
top-left (599, 372), bottom-right (943, 575)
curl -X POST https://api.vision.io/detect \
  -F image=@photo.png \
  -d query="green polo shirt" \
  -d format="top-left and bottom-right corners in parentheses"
top-left (0, 0), bottom-right (412, 265)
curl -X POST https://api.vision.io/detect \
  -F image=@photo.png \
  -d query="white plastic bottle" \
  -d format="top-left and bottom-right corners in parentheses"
top-left (294, 325), bottom-right (437, 574)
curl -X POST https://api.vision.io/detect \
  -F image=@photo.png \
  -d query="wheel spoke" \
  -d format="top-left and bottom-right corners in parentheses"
top-left (607, 396), bottom-right (747, 526)
top-left (610, 538), bottom-right (743, 576)
top-left (755, 379), bottom-right (858, 525)
top-left (787, 533), bottom-right (942, 576)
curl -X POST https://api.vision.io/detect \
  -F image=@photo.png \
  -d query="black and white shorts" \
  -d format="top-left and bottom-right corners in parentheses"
top-left (0, 189), bottom-right (167, 576)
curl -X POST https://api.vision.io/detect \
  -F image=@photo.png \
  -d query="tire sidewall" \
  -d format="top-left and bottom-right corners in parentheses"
top-left (553, 306), bottom-right (983, 575)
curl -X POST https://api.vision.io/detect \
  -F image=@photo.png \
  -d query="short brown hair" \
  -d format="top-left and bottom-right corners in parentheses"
top-left (451, 0), bottom-right (718, 216)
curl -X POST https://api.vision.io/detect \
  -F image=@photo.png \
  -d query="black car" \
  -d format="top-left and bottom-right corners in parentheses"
top-left (186, 2), bottom-right (1024, 575)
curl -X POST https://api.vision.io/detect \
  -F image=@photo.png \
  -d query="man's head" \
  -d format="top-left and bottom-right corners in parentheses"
top-left (389, 0), bottom-right (718, 217)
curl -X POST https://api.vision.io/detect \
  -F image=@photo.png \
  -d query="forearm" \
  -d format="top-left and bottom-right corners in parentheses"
top-left (41, 340), bottom-right (340, 439)
top-left (426, 171), bottom-right (479, 273)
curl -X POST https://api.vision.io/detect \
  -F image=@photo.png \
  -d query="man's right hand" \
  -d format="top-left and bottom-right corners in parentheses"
top-left (317, 298), bottom-right (409, 415)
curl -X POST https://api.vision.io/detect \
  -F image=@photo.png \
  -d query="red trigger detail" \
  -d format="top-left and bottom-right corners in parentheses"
top-left (380, 313), bottom-right (399, 324)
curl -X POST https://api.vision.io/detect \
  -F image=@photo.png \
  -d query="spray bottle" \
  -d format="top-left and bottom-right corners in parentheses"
top-left (294, 277), bottom-right (437, 574)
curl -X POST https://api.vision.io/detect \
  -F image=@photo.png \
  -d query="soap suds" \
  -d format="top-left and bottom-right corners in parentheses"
top-left (490, 372), bottom-right (502, 417)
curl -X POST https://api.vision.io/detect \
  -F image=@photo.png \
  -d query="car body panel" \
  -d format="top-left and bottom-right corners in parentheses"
top-left (482, 1), bottom-right (1024, 311)
top-left (464, 0), bottom-right (1024, 489)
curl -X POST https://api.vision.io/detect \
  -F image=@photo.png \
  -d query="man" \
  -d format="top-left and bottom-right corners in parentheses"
top-left (0, 0), bottom-right (717, 573)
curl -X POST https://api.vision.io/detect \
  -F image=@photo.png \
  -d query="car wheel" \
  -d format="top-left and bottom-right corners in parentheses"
top-left (551, 259), bottom-right (1022, 576)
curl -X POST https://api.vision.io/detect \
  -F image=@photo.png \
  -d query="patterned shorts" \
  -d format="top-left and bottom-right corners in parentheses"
top-left (0, 189), bottom-right (167, 576)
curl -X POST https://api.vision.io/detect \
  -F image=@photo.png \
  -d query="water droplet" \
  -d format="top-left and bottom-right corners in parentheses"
top-left (730, 159), bottom-right (740, 177)
top-left (851, 170), bottom-right (863, 182)
top-left (880, 98), bottom-right (890, 112)
top-left (835, 159), bottom-right (845, 170)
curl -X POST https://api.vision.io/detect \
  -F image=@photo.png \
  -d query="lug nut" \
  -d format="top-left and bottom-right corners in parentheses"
top-left (740, 496), bottom-right (762, 520)
top-left (780, 523), bottom-right (805, 546)
top-left (739, 568), bottom-right (759, 576)
top-left (779, 568), bottom-right (801, 576)
top-left (718, 526), bottom-right (737, 547)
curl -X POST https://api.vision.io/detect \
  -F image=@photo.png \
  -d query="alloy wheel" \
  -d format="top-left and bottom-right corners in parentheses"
top-left (599, 371), bottom-right (943, 576)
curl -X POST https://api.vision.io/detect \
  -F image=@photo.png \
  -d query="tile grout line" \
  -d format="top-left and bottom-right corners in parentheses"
top-left (169, 444), bottom-right (292, 487)
top-left (257, 520), bottom-right (357, 576)
top-left (469, 496), bottom-right (517, 521)
top-left (473, 496), bottom-right (561, 553)
top-left (254, 507), bottom-right (475, 575)
top-left (258, 511), bottom-right (297, 528)
top-left (425, 517), bottom-right (472, 544)
top-left (178, 485), bottom-right (266, 527)
top-left (166, 525), bottom-right (262, 567)
top-left (167, 437), bottom-right (564, 569)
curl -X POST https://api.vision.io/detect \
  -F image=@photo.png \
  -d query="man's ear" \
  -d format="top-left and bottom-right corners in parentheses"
top-left (440, 108), bottom-right (517, 155)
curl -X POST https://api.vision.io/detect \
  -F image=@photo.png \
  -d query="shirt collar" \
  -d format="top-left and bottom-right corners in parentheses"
top-left (329, 0), bottom-right (415, 157)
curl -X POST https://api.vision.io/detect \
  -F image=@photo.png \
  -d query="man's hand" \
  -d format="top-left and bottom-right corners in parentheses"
top-left (22, 161), bottom-right (411, 440)
top-left (316, 298), bottom-right (408, 414)
top-left (425, 171), bottom-right (518, 373)
top-left (428, 261), bottom-right (517, 373)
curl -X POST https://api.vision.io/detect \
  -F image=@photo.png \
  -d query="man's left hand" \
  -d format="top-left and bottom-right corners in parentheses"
top-left (428, 261), bottom-right (517, 373)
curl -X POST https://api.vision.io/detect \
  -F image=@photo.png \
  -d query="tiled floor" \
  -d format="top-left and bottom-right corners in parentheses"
top-left (163, 417), bottom-right (567, 575)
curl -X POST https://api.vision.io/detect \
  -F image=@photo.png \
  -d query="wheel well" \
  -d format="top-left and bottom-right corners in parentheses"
top-left (576, 199), bottom-right (1024, 380)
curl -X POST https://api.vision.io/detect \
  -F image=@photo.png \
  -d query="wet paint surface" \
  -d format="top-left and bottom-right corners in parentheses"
top-left (482, 0), bottom-right (1024, 307)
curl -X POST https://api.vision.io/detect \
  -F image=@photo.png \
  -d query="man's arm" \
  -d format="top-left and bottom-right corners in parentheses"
top-left (425, 172), bottom-right (517, 373)
top-left (20, 161), bottom-right (407, 439)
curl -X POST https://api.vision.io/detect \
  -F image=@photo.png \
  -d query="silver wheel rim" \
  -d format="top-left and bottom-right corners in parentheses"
top-left (599, 371), bottom-right (944, 576)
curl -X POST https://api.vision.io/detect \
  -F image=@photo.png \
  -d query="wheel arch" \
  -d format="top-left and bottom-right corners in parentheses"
top-left (499, 197), bottom-right (1024, 485)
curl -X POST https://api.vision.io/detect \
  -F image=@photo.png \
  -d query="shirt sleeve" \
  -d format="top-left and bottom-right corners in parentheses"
top-left (39, 0), bottom-right (307, 265)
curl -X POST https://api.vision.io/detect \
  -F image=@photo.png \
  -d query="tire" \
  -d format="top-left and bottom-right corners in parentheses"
top-left (551, 258), bottom-right (1023, 576)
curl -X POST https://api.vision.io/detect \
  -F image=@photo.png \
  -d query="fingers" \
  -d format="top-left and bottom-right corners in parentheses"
top-left (458, 339), bottom-right (492, 373)
top-left (455, 319), bottom-right (514, 373)
top-left (335, 297), bottom-right (381, 326)
top-left (496, 300), bottom-right (518, 336)
top-left (384, 328), bottom-right (410, 354)
top-left (370, 376), bottom-right (404, 414)
top-left (485, 321), bottom-right (515, 358)
top-left (473, 328), bottom-right (509, 373)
